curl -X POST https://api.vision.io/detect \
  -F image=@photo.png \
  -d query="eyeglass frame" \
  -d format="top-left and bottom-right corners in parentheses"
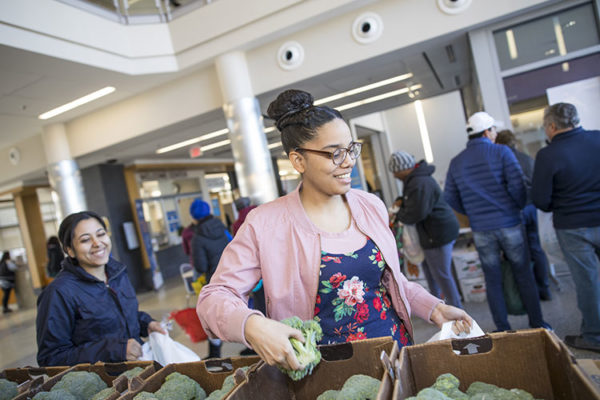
top-left (294, 141), bottom-right (362, 166)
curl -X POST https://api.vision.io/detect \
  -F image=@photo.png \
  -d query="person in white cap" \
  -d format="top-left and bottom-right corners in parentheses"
top-left (444, 111), bottom-right (551, 332)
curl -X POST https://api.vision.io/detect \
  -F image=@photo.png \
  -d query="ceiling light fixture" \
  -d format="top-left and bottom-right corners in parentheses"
top-left (335, 84), bottom-right (422, 111)
top-left (414, 100), bottom-right (434, 163)
top-left (38, 87), bottom-right (116, 120)
top-left (200, 139), bottom-right (232, 152)
top-left (155, 128), bottom-right (229, 154)
top-left (268, 141), bottom-right (283, 149)
top-left (314, 73), bottom-right (413, 105)
top-left (505, 29), bottom-right (518, 60)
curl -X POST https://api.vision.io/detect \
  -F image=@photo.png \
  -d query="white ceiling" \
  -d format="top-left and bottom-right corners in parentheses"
top-left (0, 28), bottom-right (472, 172)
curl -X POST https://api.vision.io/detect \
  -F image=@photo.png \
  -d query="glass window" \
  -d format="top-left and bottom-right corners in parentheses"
top-left (494, 3), bottom-right (600, 70)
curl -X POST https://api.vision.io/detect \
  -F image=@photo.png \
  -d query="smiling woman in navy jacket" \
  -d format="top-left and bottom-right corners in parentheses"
top-left (36, 211), bottom-right (165, 366)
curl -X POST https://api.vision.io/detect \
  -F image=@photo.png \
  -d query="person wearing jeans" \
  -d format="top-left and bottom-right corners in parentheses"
top-left (532, 102), bottom-right (600, 352)
top-left (388, 151), bottom-right (462, 308)
top-left (473, 225), bottom-right (546, 330)
top-left (445, 111), bottom-right (550, 331)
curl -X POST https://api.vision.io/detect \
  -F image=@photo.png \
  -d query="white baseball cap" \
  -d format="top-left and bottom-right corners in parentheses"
top-left (466, 112), bottom-right (496, 135)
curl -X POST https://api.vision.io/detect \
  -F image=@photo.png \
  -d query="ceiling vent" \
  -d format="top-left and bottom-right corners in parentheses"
top-left (277, 41), bottom-right (304, 70)
top-left (352, 12), bottom-right (384, 44)
top-left (437, 0), bottom-right (472, 15)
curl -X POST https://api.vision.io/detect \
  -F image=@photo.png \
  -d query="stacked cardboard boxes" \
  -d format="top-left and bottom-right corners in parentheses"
top-left (452, 229), bottom-right (486, 303)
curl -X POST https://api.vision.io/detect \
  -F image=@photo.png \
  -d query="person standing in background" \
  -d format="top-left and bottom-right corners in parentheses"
top-left (0, 251), bottom-right (17, 314)
top-left (532, 103), bottom-right (600, 352)
top-left (496, 130), bottom-right (552, 301)
top-left (189, 198), bottom-right (231, 359)
top-left (444, 111), bottom-right (550, 332)
top-left (232, 197), bottom-right (257, 237)
top-left (388, 151), bottom-right (462, 308)
top-left (45, 236), bottom-right (65, 279)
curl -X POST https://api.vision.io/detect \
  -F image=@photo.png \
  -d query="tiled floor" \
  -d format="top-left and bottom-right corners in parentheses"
top-left (1, 266), bottom-right (598, 372)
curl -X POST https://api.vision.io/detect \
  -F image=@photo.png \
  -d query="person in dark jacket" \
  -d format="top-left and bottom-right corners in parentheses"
top-left (45, 236), bottom-right (64, 279)
top-left (189, 198), bottom-right (231, 359)
top-left (232, 197), bottom-right (257, 237)
top-left (0, 251), bottom-right (17, 314)
top-left (388, 151), bottom-right (462, 308)
top-left (445, 111), bottom-right (550, 332)
top-left (36, 211), bottom-right (165, 366)
top-left (532, 103), bottom-right (600, 352)
top-left (496, 130), bottom-right (552, 301)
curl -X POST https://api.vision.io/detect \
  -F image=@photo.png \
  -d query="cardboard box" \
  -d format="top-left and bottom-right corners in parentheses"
top-left (459, 276), bottom-right (487, 303)
top-left (452, 249), bottom-right (483, 280)
top-left (579, 359), bottom-right (600, 395)
top-left (13, 361), bottom-right (159, 400)
top-left (121, 356), bottom-right (260, 400)
top-left (392, 329), bottom-right (599, 399)
top-left (227, 337), bottom-right (395, 400)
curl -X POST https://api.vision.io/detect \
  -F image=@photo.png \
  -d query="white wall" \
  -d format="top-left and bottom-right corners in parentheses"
top-left (382, 90), bottom-right (467, 186)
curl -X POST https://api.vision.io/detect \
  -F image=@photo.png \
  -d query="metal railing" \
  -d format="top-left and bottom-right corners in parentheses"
top-left (57, 0), bottom-right (216, 24)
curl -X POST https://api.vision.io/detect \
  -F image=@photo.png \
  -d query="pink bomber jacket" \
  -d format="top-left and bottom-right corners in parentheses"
top-left (196, 184), bottom-right (441, 346)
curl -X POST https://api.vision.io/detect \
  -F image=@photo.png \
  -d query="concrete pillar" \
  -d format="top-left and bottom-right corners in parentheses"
top-left (42, 123), bottom-right (87, 218)
top-left (13, 188), bottom-right (47, 289)
top-left (468, 29), bottom-right (513, 129)
top-left (215, 51), bottom-right (279, 205)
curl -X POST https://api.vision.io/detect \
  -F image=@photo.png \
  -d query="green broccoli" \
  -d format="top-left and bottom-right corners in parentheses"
top-left (316, 389), bottom-right (340, 400)
top-left (337, 374), bottom-right (381, 400)
top-left (509, 388), bottom-right (535, 400)
top-left (118, 366), bottom-right (145, 381)
top-left (32, 389), bottom-right (77, 400)
top-left (133, 392), bottom-right (159, 400)
top-left (50, 371), bottom-right (107, 400)
top-left (278, 316), bottom-right (323, 381)
top-left (432, 373), bottom-right (468, 399)
top-left (467, 381), bottom-right (527, 399)
top-left (0, 378), bottom-right (18, 400)
top-left (91, 387), bottom-right (118, 400)
top-left (414, 387), bottom-right (453, 399)
top-left (206, 366), bottom-right (250, 400)
top-left (154, 372), bottom-right (206, 400)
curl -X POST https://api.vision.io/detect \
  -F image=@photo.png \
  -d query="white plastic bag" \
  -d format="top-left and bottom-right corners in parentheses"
top-left (402, 224), bottom-right (424, 264)
top-left (427, 320), bottom-right (485, 343)
top-left (140, 332), bottom-right (201, 365)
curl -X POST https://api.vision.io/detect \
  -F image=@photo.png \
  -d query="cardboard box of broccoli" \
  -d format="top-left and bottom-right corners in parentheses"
top-left (226, 317), bottom-right (395, 400)
top-left (120, 356), bottom-right (260, 400)
top-left (393, 328), bottom-right (600, 400)
top-left (12, 361), bottom-right (160, 400)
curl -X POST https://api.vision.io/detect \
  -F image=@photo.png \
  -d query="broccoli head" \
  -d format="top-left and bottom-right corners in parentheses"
top-left (118, 366), bottom-right (145, 381)
top-left (316, 389), bottom-right (340, 400)
top-left (206, 366), bottom-right (251, 400)
top-left (133, 392), bottom-right (159, 400)
top-left (91, 387), bottom-right (118, 400)
top-left (154, 372), bottom-right (206, 400)
top-left (414, 387), bottom-right (453, 399)
top-left (0, 378), bottom-right (18, 400)
top-left (431, 373), bottom-right (467, 399)
top-left (32, 389), bottom-right (77, 400)
top-left (50, 371), bottom-right (107, 400)
top-left (278, 317), bottom-right (323, 381)
top-left (336, 374), bottom-right (381, 400)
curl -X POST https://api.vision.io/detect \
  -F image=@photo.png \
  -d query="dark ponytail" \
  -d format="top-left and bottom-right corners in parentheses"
top-left (266, 89), bottom-right (343, 154)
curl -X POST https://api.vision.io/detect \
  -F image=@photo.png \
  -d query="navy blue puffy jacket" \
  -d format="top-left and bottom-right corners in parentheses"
top-left (36, 257), bottom-right (153, 366)
top-left (444, 137), bottom-right (526, 231)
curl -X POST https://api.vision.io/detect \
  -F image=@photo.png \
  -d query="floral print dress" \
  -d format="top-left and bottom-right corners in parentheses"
top-left (314, 238), bottom-right (411, 348)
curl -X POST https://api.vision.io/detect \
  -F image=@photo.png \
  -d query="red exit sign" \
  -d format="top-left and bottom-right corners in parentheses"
top-left (189, 146), bottom-right (202, 158)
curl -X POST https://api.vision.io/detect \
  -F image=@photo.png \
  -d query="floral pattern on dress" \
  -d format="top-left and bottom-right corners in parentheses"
top-left (314, 239), bottom-right (411, 347)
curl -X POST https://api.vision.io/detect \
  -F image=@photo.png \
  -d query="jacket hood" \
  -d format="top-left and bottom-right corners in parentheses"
top-left (409, 161), bottom-right (435, 178)
top-left (61, 256), bottom-right (126, 283)
top-left (195, 216), bottom-right (227, 240)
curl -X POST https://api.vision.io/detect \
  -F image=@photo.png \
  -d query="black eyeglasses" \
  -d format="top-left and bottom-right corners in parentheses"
top-left (294, 142), bottom-right (362, 166)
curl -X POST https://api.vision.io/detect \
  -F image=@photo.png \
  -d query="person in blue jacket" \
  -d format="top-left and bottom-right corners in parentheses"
top-left (36, 211), bottom-right (165, 366)
top-left (444, 111), bottom-right (550, 332)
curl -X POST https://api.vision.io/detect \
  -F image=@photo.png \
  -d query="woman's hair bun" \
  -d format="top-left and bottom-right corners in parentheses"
top-left (266, 89), bottom-right (314, 123)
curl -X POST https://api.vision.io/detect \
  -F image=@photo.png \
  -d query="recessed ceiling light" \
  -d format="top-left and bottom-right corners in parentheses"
top-left (314, 73), bottom-right (413, 105)
top-left (156, 128), bottom-right (229, 154)
top-left (38, 87), bottom-right (115, 120)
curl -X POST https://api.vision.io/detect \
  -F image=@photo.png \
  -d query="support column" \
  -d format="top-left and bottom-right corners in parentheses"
top-left (13, 188), bottom-right (47, 289)
top-left (469, 29), bottom-right (513, 129)
top-left (42, 123), bottom-right (87, 218)
top-left (215, 51), bottom-right (279, 205)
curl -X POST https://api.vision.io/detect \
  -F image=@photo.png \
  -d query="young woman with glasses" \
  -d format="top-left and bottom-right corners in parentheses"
top-left (197, 89), bottom-right (472, 371)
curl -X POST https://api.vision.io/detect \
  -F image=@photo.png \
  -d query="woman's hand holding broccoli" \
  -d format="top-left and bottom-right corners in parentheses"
top-left (430, 303), bottom-right (473, 335)
top-left (244, 315), bottom-right (305, 371)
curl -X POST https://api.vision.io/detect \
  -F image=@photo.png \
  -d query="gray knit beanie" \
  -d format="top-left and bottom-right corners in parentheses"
top-left (388, 151), bottom-right (416, 173)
